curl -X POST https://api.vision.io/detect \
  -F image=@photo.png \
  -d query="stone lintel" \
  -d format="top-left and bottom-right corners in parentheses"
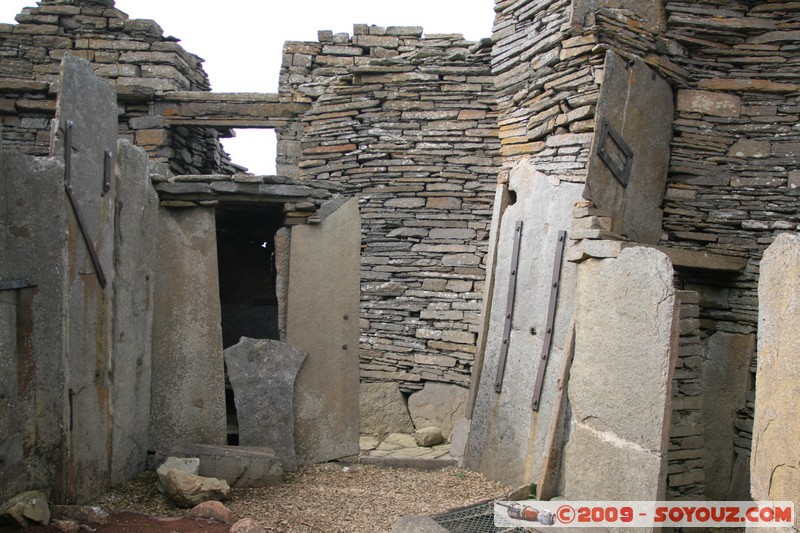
top-left (654, 245), bottom-right (748, 272)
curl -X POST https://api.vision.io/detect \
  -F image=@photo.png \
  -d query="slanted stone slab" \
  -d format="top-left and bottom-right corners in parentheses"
top-left (752, 233), bottom-right (800, 530)
top-left (223, 337), bottom-right (307, 471)
top-left (408, 382), bottom-right (467, 439)
top-left (169, 444), bottom-right (282, 488)
top-left (360, 382), bottom-right (415, 436)
top-left (561, 247), bottom-right (677, 501)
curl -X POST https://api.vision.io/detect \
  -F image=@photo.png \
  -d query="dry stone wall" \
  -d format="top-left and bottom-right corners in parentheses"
top-left (279, 26), bottom-right (501, 391)
top-left (0, 0), bottom-right (236, 175)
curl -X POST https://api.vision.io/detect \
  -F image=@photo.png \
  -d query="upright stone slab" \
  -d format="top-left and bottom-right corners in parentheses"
top-left (465, 161), bottom-right (583, 486)
top-left (360, 382), bottom-right (415, 436)
top-left (560, 247), bottom-right (677, 501)
top-left (702, 331), bottom-right (754, 500)
top-left (223, 337), bottom-right (307, 471)
top-left (287, 197), bottom-right (361, 464)
top-left (752, 233), bottom-right (800, 530)
top-left (53, 54), bottom-right (118, 504)
top-left (407, 382), bottom-right (468, 439)
top-left (150, 206), bottom-right (226, 453)
top-left (0, 152), bottom-right (66, 504)
top-left (584, 51), bottom-right (674, 244)
top-left (110, 140), bottom-right (159, 486)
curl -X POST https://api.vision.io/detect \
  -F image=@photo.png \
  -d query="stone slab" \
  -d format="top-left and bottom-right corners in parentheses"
top-left (223, 337), bottom-right (307, 471)
top-left (752, 233), bottom-right (800, 529)
top-left (169, 444), bottom-right (282, 488)
top-left (465, 160), bottom-right (583, 486)
top-left (287, 198), bottom-right (361, 464)
top-left (584, 51), bottom-right (674, 244)
top-left (360, 382), bottom-right (415, 436)
top-left (110, 140), bottom-right (159, 486)
top-left (560, 247), bottom-right (677, 501)
top-left (150, 207), bottom-right (226, 454)
top-left (408, 382), bottom-right (467, 439)
top-left (54, 53), bottom-right (118, 504)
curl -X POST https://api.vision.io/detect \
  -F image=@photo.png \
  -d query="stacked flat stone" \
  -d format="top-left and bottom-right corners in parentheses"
top-left (668, 290), bottom-right (705, 499)
top-left (0, 1), bottom-right (236, 175)
top-left (278, 25), bottom-right (501, 391)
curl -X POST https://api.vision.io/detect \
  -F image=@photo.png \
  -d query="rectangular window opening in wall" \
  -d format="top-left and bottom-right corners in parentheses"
top-left (221, 129), bottom-right (277, 176)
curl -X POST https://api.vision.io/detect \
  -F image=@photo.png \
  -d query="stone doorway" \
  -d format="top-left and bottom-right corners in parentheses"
top-left (215, 205), bottom-right (285, 444)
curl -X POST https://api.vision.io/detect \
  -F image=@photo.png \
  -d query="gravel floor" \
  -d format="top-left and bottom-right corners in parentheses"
top-left (93, 463), bottom-right (513, 532)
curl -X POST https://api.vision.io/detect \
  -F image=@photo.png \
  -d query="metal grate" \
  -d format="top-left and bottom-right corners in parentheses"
top-left (431, 500), bottom-right (529, 533)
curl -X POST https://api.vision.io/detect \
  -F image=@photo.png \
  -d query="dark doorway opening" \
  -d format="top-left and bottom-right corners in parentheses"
top-left (216, 204), bottom-right (284, 445)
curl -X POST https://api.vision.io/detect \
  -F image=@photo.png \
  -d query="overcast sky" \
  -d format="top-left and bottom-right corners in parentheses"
top-left (1, 1), bottom-right (495, 174)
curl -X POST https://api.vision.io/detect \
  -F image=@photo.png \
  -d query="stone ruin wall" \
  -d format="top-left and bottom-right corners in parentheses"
top-left (0, 0), bottom-right (238, 176)
top-left (278, 26), bottom-right (502, 391)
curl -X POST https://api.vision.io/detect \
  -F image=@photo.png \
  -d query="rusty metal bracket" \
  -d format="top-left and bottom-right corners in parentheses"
top-left (0, 279), bottom-right (37, 291)
top-left (531, 230), bottom-right (567, 411)
top-left (64, 120), bottom-right (107, 289)
top-left (495, 220), bottom-right (523, 393)
top-left (596, 118), bottom-right (633, 187)
top-left (103, 149), bottom-right (113, 196)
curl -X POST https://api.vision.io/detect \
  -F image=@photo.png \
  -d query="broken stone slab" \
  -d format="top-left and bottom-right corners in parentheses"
top-left (169, 444), bottom-right (282, 488)
top-left (156, 457), bottom-right (200, 494)
top-left (162, 469), bottom-right (230, 509)
top-left (223, 337), bottom-right (307, 471)
top-left (360, 382), bottom-right (415, 435)
top-left (50, 505), bottom-right (109, 527)
top-left (407, 382), bottom-right (467, 439)
top-left (0, 490), bottom-right (50, 527)
top-left (414, 427), bottom-right (445, 447)
top-left (448, 418), bottom-right (471, 462)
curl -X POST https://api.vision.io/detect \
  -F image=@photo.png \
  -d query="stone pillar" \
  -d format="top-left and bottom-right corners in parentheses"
top-left (110, 140), bottom-right (159, 486)
top-left (150, 206), bottom-right (226, 454)
top-left (288, 197), bottom-right (361, 464)
top-left (560, 247), bottom-right (677, 504)
top-left (751, 232), bottom-right (800, 530)
top-left (54, 54), bottom-right (118, 504)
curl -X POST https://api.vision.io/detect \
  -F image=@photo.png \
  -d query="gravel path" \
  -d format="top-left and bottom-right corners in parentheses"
top-left (94, 463), bottom-right (513, 532)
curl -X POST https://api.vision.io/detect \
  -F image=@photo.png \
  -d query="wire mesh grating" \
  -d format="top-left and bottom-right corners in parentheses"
top-left (431, 499), bottom-right (530, 533)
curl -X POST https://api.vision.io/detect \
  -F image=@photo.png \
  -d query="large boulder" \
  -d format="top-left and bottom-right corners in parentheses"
top-left (156, 456), bottom-right (200, 494)
top-left (408, 383), bottom-right (468, 439)
top-left (185, 501), bottom-right (234, 523)
top-left (360, 382), bottom-right (415, 435)
top-left (162, 469), bottom-right (230, 508)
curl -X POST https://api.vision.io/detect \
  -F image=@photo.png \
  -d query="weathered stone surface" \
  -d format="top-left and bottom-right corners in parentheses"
top-left (0, 490), bottom-right (50, 527)
top-left (448, 418), bottom-right (470, 462)
top-left (465, 160), bottom-right (583, 487)
top-left (162, 469), bottom-right (230, 509)
top-left (51, 520), bottom-right (80, 533)
top-left (585, 51), bottom-right (674, 244)
top-left (360, 382), bottom-right (415, 435)
top-left (111, 140), bottom-right (159, 486)
top-left (702, 332), bottom-right (754, 500)
top-left (288, 198), bottom-right (361, 464)
top-left (229, 518), bottom-right (267, 533)
top-left (50, 506), bottom-right (109, 526)
top-left (156, 457), bottom-right (199, 493)
top-left (414, 427), bottom-right (444, 447)
top-left (571, 0), bottom-right (666, 32)
top-left (752, 233), bottom-right (800, 529)
top-left (676, 90), bottom-right (741, 118)
top-left (561, 247), bottom-right (677, 501)
top-left (54, 53), bottom-right (119, 504)
top-left (224, 338), bottom-right (307, 471)
top-left (150, 207), bottom-right (226, 454)
top-left (392, 515), bottom-right (449, 533)
top-left (408, 382), bottom-right (468, 439)
top-left (185, 501), bottom-right (234, 523)
top-left (169, 444), bottom-right (282, 488)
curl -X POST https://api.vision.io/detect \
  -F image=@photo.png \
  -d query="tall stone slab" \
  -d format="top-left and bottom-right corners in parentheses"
top-left (52, 54), bottom-right (118, 504)
top-left (584, 51), bottom-right (673, 244)
top-left (287, 197), bottom-right (361, 464)
top-left (752, 233), bottom-right (800, 530)
top-left (223, 337), bottom-right (307, 471)
top-left (560, 247), bottom-right (677, 502)
top-left (702, 331), bottom-right (754, 500)
top-left (110, 140), bottom-right (159, 486)
top-left (0, 152), bottom-right (66, 504)
top-left (150, 206), bottom-right (226, 453)
top-left (465, 161), bottom-right (584, 486)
